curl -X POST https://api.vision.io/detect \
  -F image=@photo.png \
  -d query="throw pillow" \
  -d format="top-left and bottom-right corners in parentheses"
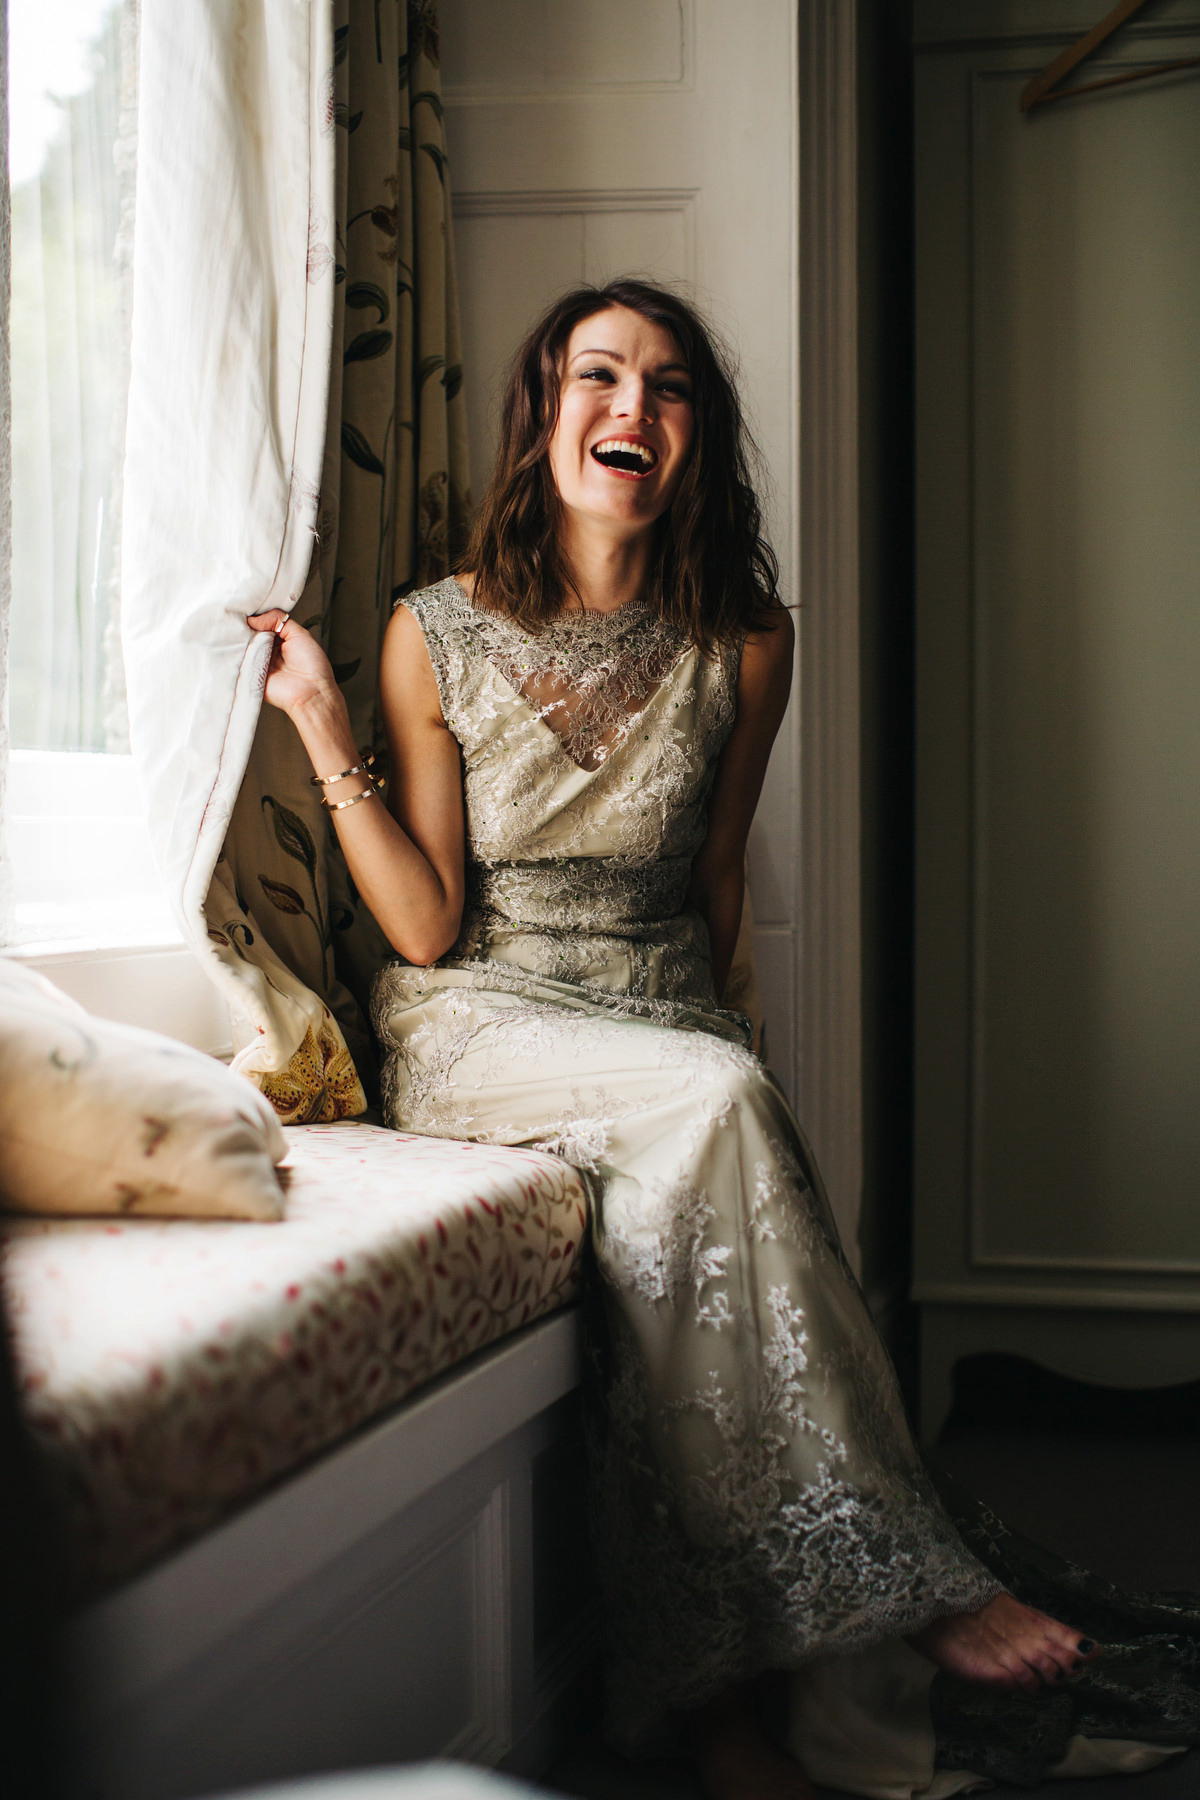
top-left (0, 959), bottom-right (286, 1220)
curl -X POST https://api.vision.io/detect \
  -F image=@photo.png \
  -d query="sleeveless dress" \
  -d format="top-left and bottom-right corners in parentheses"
top-left (372, 578), bottom-right (1200, 1794)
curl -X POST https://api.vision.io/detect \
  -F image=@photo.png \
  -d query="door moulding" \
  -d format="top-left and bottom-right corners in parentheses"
top-left (797, 0), bottom-right (863, 1271)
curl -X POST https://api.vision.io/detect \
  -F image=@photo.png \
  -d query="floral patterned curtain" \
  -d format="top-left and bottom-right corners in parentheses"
top-left (206, 0), bottom-right (470, 1123)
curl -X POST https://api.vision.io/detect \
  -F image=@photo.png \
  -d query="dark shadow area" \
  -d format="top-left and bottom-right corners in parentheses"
top-left (546, 1737), bottom-right (1200, 1800)
top-left (931, 1353), bottom-right (1200, 1596)
top-left (855, 0), bottom-right (920, 1403)
top-left (1, 1300), bottom-right (75, 1800)
top-left (941, 1352), bottom-right (1200, 1441)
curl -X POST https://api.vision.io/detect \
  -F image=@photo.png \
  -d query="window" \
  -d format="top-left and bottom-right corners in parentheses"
top-left (5, 0), bottom-right (178, 954)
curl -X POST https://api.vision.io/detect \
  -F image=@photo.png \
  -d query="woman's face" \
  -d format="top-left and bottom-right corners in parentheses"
top-left (547, 305), bottom-right (695, 539)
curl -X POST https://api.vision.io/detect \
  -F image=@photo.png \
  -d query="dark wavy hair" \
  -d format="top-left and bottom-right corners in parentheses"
top-left (460, 278), bottom-right (782, 651)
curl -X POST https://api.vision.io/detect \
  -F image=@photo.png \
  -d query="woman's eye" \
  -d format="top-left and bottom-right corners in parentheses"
top-left (658, 382), bottom-right (692, 400)
top-left (579, 366), bottom-right (616, 383)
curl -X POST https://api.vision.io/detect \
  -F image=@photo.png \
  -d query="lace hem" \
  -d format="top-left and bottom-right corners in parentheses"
top-left (593, 1374), bottom-right (1005, 1748)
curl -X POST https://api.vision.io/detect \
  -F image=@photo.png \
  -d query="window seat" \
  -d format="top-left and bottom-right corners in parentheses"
top-left (3, 1121), bottom-right (589, 1597)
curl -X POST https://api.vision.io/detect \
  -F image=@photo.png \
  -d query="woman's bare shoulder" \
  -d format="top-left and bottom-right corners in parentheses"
top-left (742, 603), bottom-right (795, 665)
top-left (381, 602), bottom-right (446, 725)
top-left (738, 605), bottom-right (795, 706)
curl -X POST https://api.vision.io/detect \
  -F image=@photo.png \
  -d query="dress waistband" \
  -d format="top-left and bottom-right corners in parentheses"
top-left (469, 855), bottom-right (692, 936)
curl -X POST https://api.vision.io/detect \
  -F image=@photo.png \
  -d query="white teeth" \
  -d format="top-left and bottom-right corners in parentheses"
top-left (593, 438), bottom-right (656, 466)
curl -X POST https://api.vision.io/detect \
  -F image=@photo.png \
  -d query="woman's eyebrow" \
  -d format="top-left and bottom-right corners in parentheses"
top-left (569, 348), bottom-right (691, 376)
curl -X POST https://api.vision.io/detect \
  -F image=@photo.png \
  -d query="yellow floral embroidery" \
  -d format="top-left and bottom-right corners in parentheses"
top-left (259, 1020), bottom-right (366, 1124)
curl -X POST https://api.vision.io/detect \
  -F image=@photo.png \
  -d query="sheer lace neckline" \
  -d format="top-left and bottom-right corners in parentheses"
top-left (446, 579), bottom-right (693, 773)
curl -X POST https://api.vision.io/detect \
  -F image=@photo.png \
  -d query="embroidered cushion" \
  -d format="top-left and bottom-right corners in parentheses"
top-left (0, 958), bottom-right (286, 1221)
top-left (3, 1122), bottom-right (588, 1591)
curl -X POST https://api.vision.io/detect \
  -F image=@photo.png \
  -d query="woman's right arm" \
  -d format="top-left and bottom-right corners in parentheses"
top-left (248, 606), bottom-right (465, 964)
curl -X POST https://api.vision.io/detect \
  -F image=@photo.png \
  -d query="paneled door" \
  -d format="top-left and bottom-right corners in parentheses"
top-left (912, 0), bottom-right (1200, 1432)
top-left (439, 0), bottom-right (801, 1106)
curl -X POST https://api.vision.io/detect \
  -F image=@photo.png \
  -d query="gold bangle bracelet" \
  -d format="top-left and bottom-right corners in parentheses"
top-left (310, 750), bottom-right (376, 788)
top-left (322, 777), bottom-right (385, 812)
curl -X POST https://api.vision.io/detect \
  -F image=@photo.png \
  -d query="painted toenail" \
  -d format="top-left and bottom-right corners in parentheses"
top-left (1078, 1638), bottom-right (1095, 1653)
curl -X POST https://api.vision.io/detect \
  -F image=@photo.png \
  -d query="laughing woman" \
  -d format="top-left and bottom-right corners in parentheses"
top-left (249, 281), bottom-right (1197, 1799)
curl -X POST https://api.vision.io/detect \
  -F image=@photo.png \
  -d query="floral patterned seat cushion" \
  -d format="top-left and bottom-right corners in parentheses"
top-left (2, 1123), bottom-right (589, 1595)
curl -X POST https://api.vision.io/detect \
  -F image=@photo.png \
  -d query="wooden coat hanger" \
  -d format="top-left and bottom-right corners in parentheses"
top-left (1021, 0), bottom-right (1200, 110)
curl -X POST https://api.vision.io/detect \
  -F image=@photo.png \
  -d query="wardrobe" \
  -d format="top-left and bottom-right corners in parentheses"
top-left (912, 0), bottom-right (1200, 1430)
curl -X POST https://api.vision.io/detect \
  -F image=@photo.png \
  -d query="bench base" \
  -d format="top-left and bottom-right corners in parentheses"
top-left (68, 1310), bottom-right (597, 1800)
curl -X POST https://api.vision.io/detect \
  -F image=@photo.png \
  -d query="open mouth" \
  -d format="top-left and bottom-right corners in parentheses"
top-left (590, 438), bottom-right (658, 476)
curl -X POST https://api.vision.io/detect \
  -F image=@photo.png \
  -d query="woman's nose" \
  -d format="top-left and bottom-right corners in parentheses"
top-left (613, 376), bottom-right (654, 421)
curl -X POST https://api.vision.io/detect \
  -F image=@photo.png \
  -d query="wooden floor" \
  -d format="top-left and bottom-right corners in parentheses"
top-left (540, 1433), bottom-right (1200, 1800)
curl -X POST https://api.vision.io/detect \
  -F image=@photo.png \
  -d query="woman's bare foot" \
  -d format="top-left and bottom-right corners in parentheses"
top-left (690, 1686), bottom-right (816, 1800)
top-left (907, 1593), bottom-right (1100, 1694)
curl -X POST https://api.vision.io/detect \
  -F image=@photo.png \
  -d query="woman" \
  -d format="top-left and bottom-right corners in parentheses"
top-left (249, 281), bottom-right (1180, 1800)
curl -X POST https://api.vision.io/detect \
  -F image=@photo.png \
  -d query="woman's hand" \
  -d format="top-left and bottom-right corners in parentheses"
top-left (247, 609), bottom-right (338, 720)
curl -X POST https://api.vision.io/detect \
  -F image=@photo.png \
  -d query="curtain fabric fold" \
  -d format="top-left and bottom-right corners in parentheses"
top-left (123, 0), bottom-right (468, 1122)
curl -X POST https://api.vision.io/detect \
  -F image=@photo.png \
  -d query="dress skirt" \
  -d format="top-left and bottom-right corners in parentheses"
top-left (373, 968), bottom-right (1001, 1739)
top-left (373, 964), bottom-right (1200, 1792)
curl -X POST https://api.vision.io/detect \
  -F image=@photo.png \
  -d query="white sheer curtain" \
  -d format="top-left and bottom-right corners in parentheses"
top-left (1, 8), bottom-right (11, 943)
top-left (7, 1), bottom-right (133, 757)
top-left (3, 0), bottom-right (177, 953)
top-left (121, 0), bottom-right (338, 1062)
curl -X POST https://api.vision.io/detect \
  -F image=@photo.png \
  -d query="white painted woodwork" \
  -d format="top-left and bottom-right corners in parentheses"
top-left (21, 944), bottom-right (233, 1056)
top-left (70, 1312), bottom-right (593, 1799)
top-left (920, 1306), bottom-right (1200, 1446)
top-left (796, 0), bottom-right (863, 1271)
top-left (439, 0), bottom-right (803, 1120)
top-left (913, 0), bottom-right (1200, 1427)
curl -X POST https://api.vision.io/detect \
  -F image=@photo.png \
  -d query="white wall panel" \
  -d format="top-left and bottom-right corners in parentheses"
top-left (441, 0), bottom-right (801, 1105)
top-left (454, 210), bottom-right (585, 495)
top-left (442, 0), bottom-right (689, 93)
top-left (582, 204), bottom-right (689, 288)
top-left (444, 96), bottom-right (702, 194)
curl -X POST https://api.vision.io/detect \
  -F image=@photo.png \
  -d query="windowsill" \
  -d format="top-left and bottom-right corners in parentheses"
top-left (9, 937), bottom-right (233, 1061)
top-left (7, 900), bottom-right (182, 960)
top-left (5, 749), bottom-right (232, 1055)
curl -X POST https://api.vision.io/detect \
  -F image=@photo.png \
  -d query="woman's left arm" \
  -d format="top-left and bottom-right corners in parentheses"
top-left (688, 608), bottom-right (795, 999)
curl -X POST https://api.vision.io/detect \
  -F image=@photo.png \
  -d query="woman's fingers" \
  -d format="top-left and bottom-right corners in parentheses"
top-left (244, 608), bottom-right (338, 715)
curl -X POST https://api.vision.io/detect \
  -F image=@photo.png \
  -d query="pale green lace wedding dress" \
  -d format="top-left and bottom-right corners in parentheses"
top-left (372, 579), bottom-right (1197, 1792)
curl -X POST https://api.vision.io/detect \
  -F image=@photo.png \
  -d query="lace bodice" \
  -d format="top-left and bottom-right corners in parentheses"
top-left (398, 578), bottom-right (741, 1004)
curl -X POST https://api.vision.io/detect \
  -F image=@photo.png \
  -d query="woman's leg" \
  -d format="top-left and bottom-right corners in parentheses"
top-left (379, 991), bottom-right (1094, 1756)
